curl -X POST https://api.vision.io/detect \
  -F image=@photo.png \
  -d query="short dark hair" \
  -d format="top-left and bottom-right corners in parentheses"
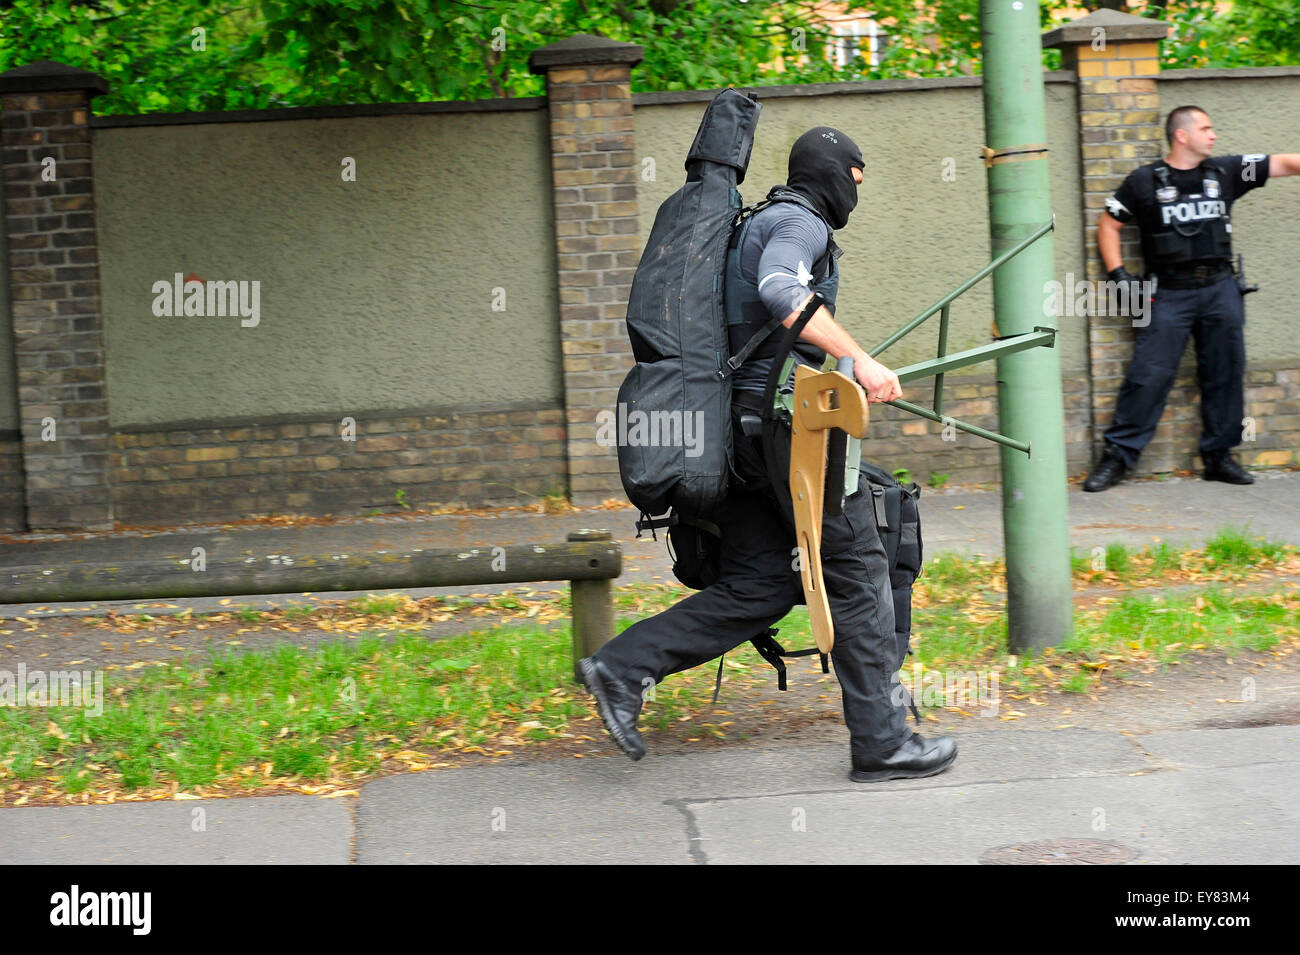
top-left (1166, 105), bottom-right (1208, 146)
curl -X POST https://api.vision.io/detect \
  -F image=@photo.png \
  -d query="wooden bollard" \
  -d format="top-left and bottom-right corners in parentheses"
top-left (568, 528), bottom-right (615, 681)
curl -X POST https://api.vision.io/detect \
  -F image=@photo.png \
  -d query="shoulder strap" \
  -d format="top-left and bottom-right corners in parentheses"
top-left (718, 194), bottom-right (835, 380)
top-left (711, 627), bottom-right (830, 702)
top-left (729, 197), bottom-right (779, 247)
top-left (811, 235), bottom-right (840, 282)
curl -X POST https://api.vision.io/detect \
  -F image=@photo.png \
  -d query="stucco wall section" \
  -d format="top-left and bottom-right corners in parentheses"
top-left (94, 108), bottom-right (560, 428)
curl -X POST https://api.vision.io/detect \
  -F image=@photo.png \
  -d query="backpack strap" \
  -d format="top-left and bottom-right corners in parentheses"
top-left (711, 628), bottom-right (830, 703)
top-left (751, 629), bottom-right (828, 691)
top-left (635, 510), bottom-right (677, 542)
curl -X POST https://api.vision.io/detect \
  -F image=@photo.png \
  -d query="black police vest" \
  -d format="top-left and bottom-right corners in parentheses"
top-left (724, 190), bottom-right (840, 369)
top-left (1143, 162), bottom-right (1233, 272)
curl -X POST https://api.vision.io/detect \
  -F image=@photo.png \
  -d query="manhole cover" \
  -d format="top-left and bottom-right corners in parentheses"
top-left (980, 839), bottom-right (1137, 865)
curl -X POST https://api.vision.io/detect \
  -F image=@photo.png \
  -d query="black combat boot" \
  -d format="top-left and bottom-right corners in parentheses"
top-left (1083, 448), bottom-right (1128, 492)
top-left (1202, 450), bottom-right (1254, 485)
top-left (578, 657), bottom-right (647, 761)
top-left (850, 733), bottom-right (957, 782)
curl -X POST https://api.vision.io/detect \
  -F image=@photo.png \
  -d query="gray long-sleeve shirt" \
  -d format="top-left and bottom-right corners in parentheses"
top-left (732, 200), bottom-right (834, 395)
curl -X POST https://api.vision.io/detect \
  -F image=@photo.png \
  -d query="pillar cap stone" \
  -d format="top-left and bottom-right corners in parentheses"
top-left (0, 59), bottom-right (109, 98)
top-left (529, 34), bottom-right (644, 75)
top-left (1042, 9), bottom-right (1170, 48)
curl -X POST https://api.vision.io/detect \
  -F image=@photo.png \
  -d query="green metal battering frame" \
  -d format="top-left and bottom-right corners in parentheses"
top-left (776, 216), bottom-right (1058, 458)
top-left (867, 216), bottom-right (1058, 457)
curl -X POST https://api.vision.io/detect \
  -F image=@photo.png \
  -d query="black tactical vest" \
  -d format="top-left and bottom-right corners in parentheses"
top-left (1143, 162), bottom-right (1233, 272)
top-left (724, 189), bottom-right (840, 370)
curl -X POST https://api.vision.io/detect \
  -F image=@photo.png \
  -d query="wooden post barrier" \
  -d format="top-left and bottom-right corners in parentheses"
top-left (0, 530), bottom-right (622, 667)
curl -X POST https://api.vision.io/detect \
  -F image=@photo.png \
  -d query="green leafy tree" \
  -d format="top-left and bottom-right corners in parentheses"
top-left (251, 0), bottom-right (855, 102)
top-left (1, 0), bottom-right (1297, 115)
top-left (0, 0), bottom-right (308, 112)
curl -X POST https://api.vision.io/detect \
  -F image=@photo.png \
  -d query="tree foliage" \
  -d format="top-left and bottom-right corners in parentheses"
top-left (0, 0), bottom-right (1296, 116)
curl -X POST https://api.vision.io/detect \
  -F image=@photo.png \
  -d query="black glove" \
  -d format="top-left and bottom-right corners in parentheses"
top-left (1107, 265), bottom-right (1148, 323)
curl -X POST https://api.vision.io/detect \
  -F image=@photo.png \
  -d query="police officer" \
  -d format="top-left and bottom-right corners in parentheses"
top-left (579, 127), bottom-right (957, 782)
top-left (1084, 105), bottom-right (1300, 492)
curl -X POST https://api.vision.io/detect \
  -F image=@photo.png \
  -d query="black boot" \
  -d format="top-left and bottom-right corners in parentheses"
top-left (578, 657), bottom-right (647, 761)
top-left (1203, 450), bottom-right (1254, 485)
top-left (1083, 448), bottom-right (1128, 492)
top-left (850, 733), bottom-right (957, 782)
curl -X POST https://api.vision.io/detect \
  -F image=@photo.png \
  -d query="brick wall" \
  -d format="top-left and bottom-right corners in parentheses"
top-left (0, 434), bottom-right (23, 531)
top-left (108, 406), bottom-right (568, 526)
top-left (1244, 362), bottom-right (1300, 469)
top-left (0, 65), bottom-right (114, 530)
top-left (530, 36), bottom-right (644, 504)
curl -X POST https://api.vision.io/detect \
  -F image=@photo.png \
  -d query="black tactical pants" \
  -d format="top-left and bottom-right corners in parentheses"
top-left (1103, 275), bottom-right (1246, 468)
top-left (595, 405), bottom-right (912, 760)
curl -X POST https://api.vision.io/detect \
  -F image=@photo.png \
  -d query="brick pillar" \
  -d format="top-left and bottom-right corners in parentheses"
top-left (0, 61), bottom-right (112, 529)
top-left (529, 35), bottom-right (643, 504)
top-left (1044, 11), bottom-right (1198, 475)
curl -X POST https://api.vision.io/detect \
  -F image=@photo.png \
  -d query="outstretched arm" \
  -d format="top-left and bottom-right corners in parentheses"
top-left (1269, 154), bottom-right (1300, 177)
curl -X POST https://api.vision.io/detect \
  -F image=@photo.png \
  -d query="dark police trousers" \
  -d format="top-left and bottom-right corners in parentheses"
top-left (595, 405), bottom-right (912, 759)
top-left (1104, 275), bottom-right (1245, 468)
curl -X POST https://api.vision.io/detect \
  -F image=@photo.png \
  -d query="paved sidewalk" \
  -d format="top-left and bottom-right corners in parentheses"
top-left (2, 724), bottom-right (1296, 864)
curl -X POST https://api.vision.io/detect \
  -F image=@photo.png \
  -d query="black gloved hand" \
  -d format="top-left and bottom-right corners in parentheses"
top-left (1107, 265), bottom-right (1149, 324)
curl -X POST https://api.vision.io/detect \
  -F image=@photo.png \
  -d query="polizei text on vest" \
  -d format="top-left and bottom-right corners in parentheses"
top-left (1161, 198), bottom-right (1227, 225)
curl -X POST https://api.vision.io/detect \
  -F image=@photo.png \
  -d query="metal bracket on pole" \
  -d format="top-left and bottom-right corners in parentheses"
top-left (895, 329), bottom-right (1056, 384)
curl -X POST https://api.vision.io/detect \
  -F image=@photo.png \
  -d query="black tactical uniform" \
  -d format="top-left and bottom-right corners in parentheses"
top-left (1088, 153), bottom-right (1269, 488)
top-left (579, 128), bottom-right (956, 782)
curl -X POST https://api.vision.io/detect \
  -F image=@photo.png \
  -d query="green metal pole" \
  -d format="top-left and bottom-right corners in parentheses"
top-left (980, 0), bottom-right (1072, 652)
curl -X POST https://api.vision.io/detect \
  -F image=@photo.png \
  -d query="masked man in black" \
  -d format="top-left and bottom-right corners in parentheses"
top-left (580, 127), bottom-right (958, 782)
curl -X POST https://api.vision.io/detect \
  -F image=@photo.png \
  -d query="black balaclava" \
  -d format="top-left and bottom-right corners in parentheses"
top-left (785, 126), bottom-right (864, 230)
